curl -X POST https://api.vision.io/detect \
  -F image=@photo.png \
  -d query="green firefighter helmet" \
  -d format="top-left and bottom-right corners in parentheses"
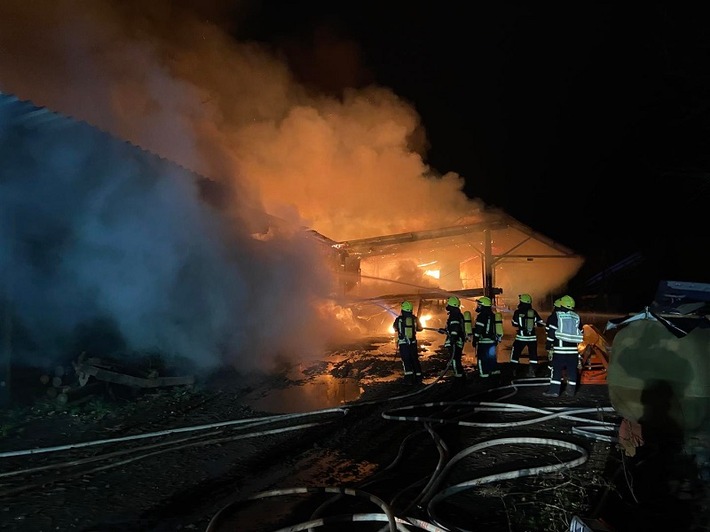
top-left (553, 298), bottom-right (562, 309)
top-left (559, 295), bottom-right (575, 310)
top-left (446, 296), bottom-right (461, 308)
top-left (401, 301), bottom-right (413, 312)
top-left (519, 293), bottom-right (532, 304)
top-left (476, 296), bottom-right (492, 307)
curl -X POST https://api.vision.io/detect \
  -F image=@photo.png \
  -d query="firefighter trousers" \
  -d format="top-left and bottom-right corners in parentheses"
top-left (476, 342), bottom-right (500, 378)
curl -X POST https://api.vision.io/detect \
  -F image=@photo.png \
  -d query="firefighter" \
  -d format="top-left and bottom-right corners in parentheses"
top-left (545, 298), bottom-right (562, 349)
top-left (438, 296), bottom-right (467, 389)
top-left (472, 296), bottom-right (501, 379)
top-left (510, 293), bottom-right (546, 377)
top-left (393, 300), bottom-right (424, 385)
top-left (544, 297), bottom-right (562, 371)
top-left (543, 295), bottom-right (584, 397)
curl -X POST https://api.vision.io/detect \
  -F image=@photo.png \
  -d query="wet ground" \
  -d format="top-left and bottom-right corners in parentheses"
top-left (0, 319), bottom-right (708, 531)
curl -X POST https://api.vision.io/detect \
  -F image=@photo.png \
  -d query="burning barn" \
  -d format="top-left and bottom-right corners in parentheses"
top-left (333, 213), bottom-right (584, 305)
top-left (0, 90), bottom-right (585, 403)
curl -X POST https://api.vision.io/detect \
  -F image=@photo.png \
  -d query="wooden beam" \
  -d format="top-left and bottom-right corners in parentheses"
top-left (76, 364), bottom-right (194, 389)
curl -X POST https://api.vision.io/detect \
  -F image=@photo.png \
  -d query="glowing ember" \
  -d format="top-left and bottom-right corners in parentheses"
top-left (424, 269), bottom-right (440, 279)
top-left (419, 314), bottom-right (433, 328)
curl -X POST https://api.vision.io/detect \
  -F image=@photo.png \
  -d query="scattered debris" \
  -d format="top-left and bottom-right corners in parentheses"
top-left (74, 362), bottom-right (194, 389)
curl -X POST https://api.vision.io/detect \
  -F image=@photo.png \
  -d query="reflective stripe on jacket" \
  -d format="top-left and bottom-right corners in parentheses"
top-left (445, 308), bottom-right (465, 348)
top-left (474, 308), bottom-right (498, 345)
top-left (512, 306), bottom-right (544, 342)
top-left (393, 313), bottom-right (422, 345)
top-left (547, 310), bottom-right (583, 354)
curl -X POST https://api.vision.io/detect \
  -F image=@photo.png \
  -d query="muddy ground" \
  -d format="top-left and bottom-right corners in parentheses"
top-left (0, 325), bottom-right (708, 532)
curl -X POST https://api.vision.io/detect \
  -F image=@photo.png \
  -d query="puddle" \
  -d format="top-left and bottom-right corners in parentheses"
top-left (245, 375), bottom-right (364, 413)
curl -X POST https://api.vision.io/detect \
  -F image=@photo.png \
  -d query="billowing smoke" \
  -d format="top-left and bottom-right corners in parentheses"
top-left (0, 1), bottom-right (580, 373)
top-left (0, 99), bottom-right (342, 373)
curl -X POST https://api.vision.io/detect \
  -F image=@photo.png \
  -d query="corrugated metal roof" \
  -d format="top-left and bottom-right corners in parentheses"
top-left (0, 91), bottom-right (206, 180)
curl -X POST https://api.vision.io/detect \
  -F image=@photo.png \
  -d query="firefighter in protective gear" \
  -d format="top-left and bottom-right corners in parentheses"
top-left (472, 296), bottom-right (501, 379)
top-left (440, 296), bottom-right (467, 389)
top-left (543, 295), bottom-right (584, 397)
top-left (393, 300), bottom-right (424, 385)
top-left (545, 298), bottom-right (562, 350)
top-left (446, 296), bottom-right (461, 308)
top-left (510, 293), bottom-right (545, 377)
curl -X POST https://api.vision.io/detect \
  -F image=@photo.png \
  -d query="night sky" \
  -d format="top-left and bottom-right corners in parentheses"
top-left (237, 2), bottom-right (710, 289)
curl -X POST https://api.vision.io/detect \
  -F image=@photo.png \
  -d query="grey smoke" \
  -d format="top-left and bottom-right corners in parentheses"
top-left (0, 101), bottom-right (338, 373)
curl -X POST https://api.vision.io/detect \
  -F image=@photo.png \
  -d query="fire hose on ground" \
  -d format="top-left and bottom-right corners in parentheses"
top-left (201, 384), bottom-right (618, 531)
